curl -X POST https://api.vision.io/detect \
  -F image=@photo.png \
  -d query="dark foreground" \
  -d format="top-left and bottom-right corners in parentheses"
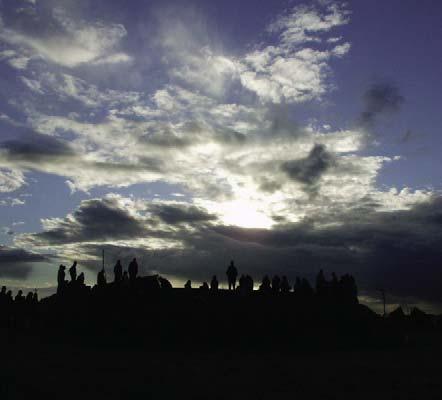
top-left (1, 340), bottom-right (441, 399)
top-left (1, 278), bottom-right (442, 399)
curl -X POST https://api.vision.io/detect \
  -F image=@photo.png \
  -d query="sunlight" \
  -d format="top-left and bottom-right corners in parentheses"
top-left (213, 199), bottom-right (274, 229)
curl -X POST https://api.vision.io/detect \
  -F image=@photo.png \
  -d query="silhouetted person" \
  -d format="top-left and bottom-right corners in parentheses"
top-left (238, 274), bottom-right (246, 292)
top-left (184, 280), bottom-right (192, 290)
top-left (128, 258), bottom-right (138, 282)
top-left (226, 260), bottom-right (238, 290)
top-left (293, 277), bottom-right (302, 294)
top-left (6, 290), bottom-right (13, 302)
top-left (123, 271), bottom-right (129, 282)
top-left (113, 260), bottom-right (123, 283)
top-left (259, 275), bottom-right (271, 293)
top-left (245, 275), bottom-right (254, 292)
top-left (97, 268), bottom-right (107, 287)
top-left (200, 282), bottom-right (209, 291)
top-left (25, 292), bottom-right (33, 303)
top-left (272, 275), bottom-right (281, 293)
top-left (210, 275), bottom-right (219, 291)
top-left (316, 269), bottom-right (327, 296)
top-left (57, 265), bottom-right (66, 293)
top-left (33, 291), bottom-right (38, 303)
top-left (15, 290), bottom-right (24, 302)
top-left (69, 261), bottom-right (77, 282)
top-left (1, 286), bottom-right (6, 297)
top-left (280, 276), bottom-right (290, 293)
top-left (77, 272), bottom-right (85, 286)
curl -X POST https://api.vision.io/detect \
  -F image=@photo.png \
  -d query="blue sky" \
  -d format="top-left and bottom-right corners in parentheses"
top-left (0, 0), bottom-right (441, 312)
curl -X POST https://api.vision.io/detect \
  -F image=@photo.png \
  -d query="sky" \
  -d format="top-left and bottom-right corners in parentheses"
top-left (0, 0), bottom-right (441, 313)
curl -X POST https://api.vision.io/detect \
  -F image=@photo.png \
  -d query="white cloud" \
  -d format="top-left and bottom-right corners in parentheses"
top-left (0, 169), bottom-right (25, 193)
top-left (0, 7), bottom-right (131, 68)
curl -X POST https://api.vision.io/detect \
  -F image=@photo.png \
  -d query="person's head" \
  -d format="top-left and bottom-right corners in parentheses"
top-left (1, 286), bottom-right (6, 293)
top-left (73, 261), bottom-right (77, 266)
top-left (133, 258), bottom-right (136, 262)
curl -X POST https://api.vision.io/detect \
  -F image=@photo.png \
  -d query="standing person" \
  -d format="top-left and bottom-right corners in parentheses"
top-left (113, 260), bottom-right (123, 283)
top-left (69, 261), bottom-right (77, 282)
top-left (210, 275), bottom-right (219, 291)
top-left (226, 260), bottom-right (238, 291)
top-left (57, 265), bottom-right (66, 293)
top-left (97, 268), bottom-right (107, 287)
top-left (128, 258), bottom-right (138, 282)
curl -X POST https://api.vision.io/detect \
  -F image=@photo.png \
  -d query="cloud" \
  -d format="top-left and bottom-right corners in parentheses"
top-left (281, 143), bottom-right (335, 186)
top-left (359, 82), bottom-right (405, 129)
top-left (16, 193), bottom-right (442, 303)
top-left (150, 203), bottom-right (217, 225)
top-left (0, 6), bottom-right (131, 68)
top-left (0, 245), bottom-right (48, 279)
top-left (0, 168), bottom-right (25, 193)
top-left (237, 2), bottom-right (351, 104)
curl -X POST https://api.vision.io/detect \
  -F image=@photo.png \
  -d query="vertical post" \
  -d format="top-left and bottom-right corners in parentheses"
top-left (102, 249), bottom-right (104, 271)
top-left (381, 289), bottom-right (386, 317)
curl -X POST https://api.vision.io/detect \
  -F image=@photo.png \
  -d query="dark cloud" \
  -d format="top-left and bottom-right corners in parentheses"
top-left (280, 144), bottom-right (335, 188)
top-left (25, 197), bottom-right (148, 245)
top-left (0, 133), bottom-right (76, 163)
top-left (359, 82), bottom-right (405, 128)
top-left (149, 203), bottom-right (216, 225)
top-left (20, 197), bottom-right (216, 246)
top-left (16, 192), bottom-right (442, 304)
top-left (0, 245), bottom-right (49, 279)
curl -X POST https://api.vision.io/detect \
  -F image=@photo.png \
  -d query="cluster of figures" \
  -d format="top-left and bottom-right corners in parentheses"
top-left (0, 285), bottom-right (38, 306)
top-left (183, 261), bottom-right (357, 303)
top-left (1, 258), bottom-right (358, 304)
top-left (57, 258), bottom-right (140, 293)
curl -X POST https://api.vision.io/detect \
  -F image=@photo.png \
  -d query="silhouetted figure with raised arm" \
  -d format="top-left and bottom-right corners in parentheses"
top-left (272, 275), bottom-right (281, 293)
top-left (69, 261), bottom-right (77, 283)
top-left (210, 275), bottom-right (219, 291)
top-left (226, 260), bottom-right (238, 290)
top-left (184, 280), bottom-right (192, 290)
top-left (128, 258), bottom-right (138, 282)
top-left (97, 268), bottom-right (107, 287)
top-left (57, 265), bottom-right (66, 293)
top-left (280, 276), bottom-right (290, 293)
top-left (113, 260), bottom-right (123, 283)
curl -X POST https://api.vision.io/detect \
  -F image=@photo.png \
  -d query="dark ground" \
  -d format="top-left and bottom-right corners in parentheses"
top-left (1, 339), bottom-right (442, 399)
top-left (1, 283), bottom-right (442, 399)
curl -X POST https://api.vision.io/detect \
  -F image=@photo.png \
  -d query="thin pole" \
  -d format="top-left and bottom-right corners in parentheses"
top-left (380, 289), bottom-right (386, 317)
top-left (102, 249), bottom-right (104, 271)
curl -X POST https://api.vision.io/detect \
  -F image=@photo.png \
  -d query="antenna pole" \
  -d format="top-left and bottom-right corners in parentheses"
top-left (380, 288), bottom-right (386, 317)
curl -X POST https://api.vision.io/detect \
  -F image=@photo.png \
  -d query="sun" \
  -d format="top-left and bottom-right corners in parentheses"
top-left (211, 199), bottom-right (274, 229)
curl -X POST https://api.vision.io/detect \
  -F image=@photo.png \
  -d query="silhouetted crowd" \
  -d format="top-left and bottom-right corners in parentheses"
top-left (0, 258), bottom-right (359, 307)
